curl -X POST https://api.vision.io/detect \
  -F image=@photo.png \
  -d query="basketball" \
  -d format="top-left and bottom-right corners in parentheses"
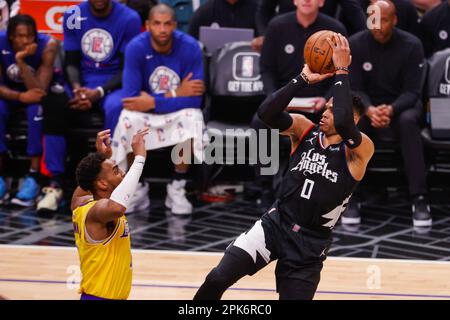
top-left (304, 30), bottom-right (336, 74)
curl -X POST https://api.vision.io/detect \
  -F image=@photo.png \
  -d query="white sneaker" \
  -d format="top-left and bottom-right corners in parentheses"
top-left (165, 180), bottom-right (193, 215)
top-left (125, 182), bottom-right (150, 214)
top-left (37, 187), bottom-right (64, 212)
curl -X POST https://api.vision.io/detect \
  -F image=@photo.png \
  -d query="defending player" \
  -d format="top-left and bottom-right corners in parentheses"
top-left (194, 33), bottom-right (374, 300)
top-left (71, 128), bottom-right (148, 300)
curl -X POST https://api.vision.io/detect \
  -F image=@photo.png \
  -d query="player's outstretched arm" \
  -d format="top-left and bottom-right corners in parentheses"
top-left (327, 33), bottom-right (374, 180)
top-left (87, 129), bottom-right (149, 223)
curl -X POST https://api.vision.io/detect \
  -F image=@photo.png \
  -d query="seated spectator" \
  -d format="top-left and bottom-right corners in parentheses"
top-left (112, 4), bottom-right (205, 215)
top-left (254, 0), bottom-right (365, 51)
top-left (253, 0), bottom-right (347, 211)
top-left (360, 0), bottom-right (421, 37)
top-left (347, 0), bottom-right (431, 227)
top-left (0, 14), bottom-right (66, 210)
top-left (188, 0), bottom-right (259, 48)
top-left (62, 0), bottom-right (141, 133)
top-left (418, 0), bottom-right (450, 58)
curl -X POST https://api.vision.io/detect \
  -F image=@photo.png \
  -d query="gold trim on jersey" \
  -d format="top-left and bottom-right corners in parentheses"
top-left (102, 220), bottom-right (121, 246)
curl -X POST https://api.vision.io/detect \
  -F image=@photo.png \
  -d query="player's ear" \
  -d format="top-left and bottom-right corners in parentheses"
top-left (95, 179), bottom-right (108, 192)
top-left (145, 19), bottom-right (151, 32)
top-left (318, 0), bottom-right (325, 8)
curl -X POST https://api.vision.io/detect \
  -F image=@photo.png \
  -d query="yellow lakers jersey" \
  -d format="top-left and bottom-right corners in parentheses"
top-left (72, 199), bottom-right (132, 300)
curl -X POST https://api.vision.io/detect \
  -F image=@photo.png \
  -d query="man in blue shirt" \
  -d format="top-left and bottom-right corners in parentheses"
top-left (121, 3), bottom-right (205, 214)
top-left (63, 0), bottom-right (141, 132)
top-left (0, 14), bottom-right (65, 210)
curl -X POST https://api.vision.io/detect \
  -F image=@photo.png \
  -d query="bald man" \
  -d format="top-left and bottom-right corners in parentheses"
top-left (346, 0), bottom-right (431, 227)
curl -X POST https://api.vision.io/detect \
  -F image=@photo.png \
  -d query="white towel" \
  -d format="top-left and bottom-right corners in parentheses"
top-left (111, 108), bottom-right (207, 170)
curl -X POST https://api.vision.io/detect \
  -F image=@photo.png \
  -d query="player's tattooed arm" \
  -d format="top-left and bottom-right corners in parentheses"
top-left (17, 39), bottom-right (58, 91)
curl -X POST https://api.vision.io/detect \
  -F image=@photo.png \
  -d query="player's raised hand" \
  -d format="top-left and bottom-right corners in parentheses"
top-left (131, 127), bottom-right (150, 158)
top-left (326, 33), bottom-right (352, 70)
top-left (95, 129), bottom-right (113, 158)
top-left (301, 64), bottom-right (334, 84)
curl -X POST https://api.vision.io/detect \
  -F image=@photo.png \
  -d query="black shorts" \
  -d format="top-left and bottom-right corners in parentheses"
top-left (229, 204), bottom-right (332, 299)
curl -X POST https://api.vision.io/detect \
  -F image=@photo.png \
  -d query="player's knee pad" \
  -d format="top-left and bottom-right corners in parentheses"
top-left (41, 91), bottom-right (70, 135)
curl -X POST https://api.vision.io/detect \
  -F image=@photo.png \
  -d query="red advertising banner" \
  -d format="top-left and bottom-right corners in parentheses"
top-left (20, 0), bottom-right (83, 40)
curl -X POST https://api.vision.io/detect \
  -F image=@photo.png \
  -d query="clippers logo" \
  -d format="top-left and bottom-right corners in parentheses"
top-left (81, 28), bottom-right (114, 62)
top-left (149, 66), bottom-right (180, 94)
top-left (6, 64), bottom-right (35, 83)
top-left (228, 52), bottom-right (263, 93)
top-left (363, 62), bottom-right (373, 72)
top-left (285, 44), bottom-right (295, 54)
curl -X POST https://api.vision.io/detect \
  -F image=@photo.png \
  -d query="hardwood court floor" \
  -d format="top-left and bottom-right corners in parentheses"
top-left (0, 245), bottom-right (449, 300)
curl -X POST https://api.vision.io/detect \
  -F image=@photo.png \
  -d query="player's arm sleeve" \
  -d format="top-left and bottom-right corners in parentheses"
top-left (260, 22), bottom-right (279, 94)
top-left (153, 43), bottom-right (204, 114)
top-left (333, 74), bottom-right (362, 149)
top-left (391, 42), bottom-right (425, 115)
top-left (122, 41), bottom-right (144, 98)
top-left (64, 50), bottom-right (82, 89)
top-left (257, 75), bottom-right (307, 131)
top-left (63, 11), bottom-right (82, 88)
top-left (255, 0), bottom-right (278, 36)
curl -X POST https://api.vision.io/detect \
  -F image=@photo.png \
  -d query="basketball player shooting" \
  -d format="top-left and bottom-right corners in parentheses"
top-left (194, 33), bottom-right (374, 300)
top-left (71, 128), bottom-right (148, 300)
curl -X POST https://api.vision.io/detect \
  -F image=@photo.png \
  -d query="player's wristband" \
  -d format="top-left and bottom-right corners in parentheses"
top-left (96, 86), bottom-right (105, 98)
top-left (335, 66), bottom-right (349, 73)
top-left (170, 89), bottom-right (177, 98)
top-left (299, 72), bottom-right (310, 85)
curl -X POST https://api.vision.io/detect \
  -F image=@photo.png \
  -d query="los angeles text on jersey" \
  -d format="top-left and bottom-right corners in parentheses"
top-left (290, 148), bottom-right (338, 183)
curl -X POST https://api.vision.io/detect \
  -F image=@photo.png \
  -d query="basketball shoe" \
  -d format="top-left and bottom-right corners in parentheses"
top-left (11, 176), bottom-right (40, 207)
top-left (37, 187), bottom-right (64, 213)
